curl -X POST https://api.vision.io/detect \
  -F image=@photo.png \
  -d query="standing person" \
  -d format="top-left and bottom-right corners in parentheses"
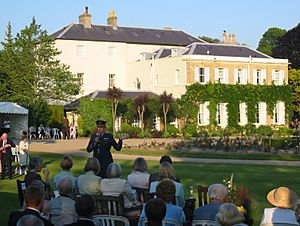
top-left (19, 136), bottom-right (30, 175)
top-left (0, 133), bottom-right (16, 179)
top-left (63, 116), bottom-right (70, 140)
top-left (86, 120), bottom-right (125, 178)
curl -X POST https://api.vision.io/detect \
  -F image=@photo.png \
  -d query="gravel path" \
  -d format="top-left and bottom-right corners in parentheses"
top-left (29, 138), bottom-right (300, 166)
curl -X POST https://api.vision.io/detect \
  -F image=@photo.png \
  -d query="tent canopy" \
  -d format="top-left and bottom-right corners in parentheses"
top-left (0, 102), bottom-right (28, 114)
top-left (0, 102), bottom-right (28, 139)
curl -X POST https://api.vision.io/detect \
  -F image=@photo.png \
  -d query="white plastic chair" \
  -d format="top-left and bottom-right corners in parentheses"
top-left (93, 215), bottom-right (130, 226)
top-left (52, 128), bottom-right (60, 139)
top-left (192, 220), bottom-right (220, 226)
top-left (11, 145), bottom-right (20, 163)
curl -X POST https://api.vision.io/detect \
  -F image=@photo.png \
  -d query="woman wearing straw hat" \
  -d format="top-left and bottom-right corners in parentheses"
top-left (260, 186), bottom-right (299, 225)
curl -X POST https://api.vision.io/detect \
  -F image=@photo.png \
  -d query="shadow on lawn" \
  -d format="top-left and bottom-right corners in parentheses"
top-left (0, 192), bottom-right (19, 225)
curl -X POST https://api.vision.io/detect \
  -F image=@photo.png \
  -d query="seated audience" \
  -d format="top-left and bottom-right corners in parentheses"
top-left (53, 155), bottom-right (77, 191)
top-left (8, 186), bottom-right (54, 226)
top-left (127, 157), bottom-right (150, 189)
top-left (145, 198), bottom-right (167, 226)
top-left (63, 195), bottom-right (97, 226)
top-left (101, 163), bottom-right (139, 216)
top-left (139, 179), bottom-right (186, 226)
top-left (193, 183), bottom-right (228, 221)
top-left (24, 156), bottom-right (51, 198)
top-left (149, 155), bottom-right (180, 185)
top-left (260, 186), bottom-right (298, 225)
top-left (49, 177), bottom-right (78, 226)
top-left (149, 162), bottom-right (185, 207)
top-left (216, 203), bottom-right (246, 226)
top-left (16, 214), bottom-right (44, 226)
top-left (77, 158), bottom-right (102, 195)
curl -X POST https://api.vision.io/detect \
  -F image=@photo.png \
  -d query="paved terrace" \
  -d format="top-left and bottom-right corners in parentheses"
top-left (29, 138), bottom-right (300, 167)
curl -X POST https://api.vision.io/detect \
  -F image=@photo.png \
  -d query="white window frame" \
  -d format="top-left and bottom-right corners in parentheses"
top-left (234, 68), bottom-right (248, 84)
top-left (253, 69), bottom-right (266, 85)
top-left (255, 102), bottom-right (267, 125)
top-left (215, 68), bottom-right (228, 84)
top-left (238, 102), bottom-right (248, 125)
top-left (273, 102), bottom-right (285, 125)
top-left (135, 78), bottom-right (141, 90)
top-left (109, 74), bottom-right (115, 88)
top-left (152, 116), bottom-right (160, 131)
top-left (272, 70), bottom-right (284, 85)
top-left (195, 67), bottom-right (209, 84)
top-left (216, 103), bottom-right (228, 127)
top-left (175, 69), bottom-right (180, 84)
top-left (108, 46), bottom-right (116, 58)
top-left (197, 102), bottom-right (210, 126)
top-left (76, 45), bottom-right (85, 57)
top-left (132, 119), bottom-right (141, 128)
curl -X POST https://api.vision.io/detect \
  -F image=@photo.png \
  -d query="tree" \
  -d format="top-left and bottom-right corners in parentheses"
top-left (133, 94), bottom-right (149, 132)
top-left (0, 19), bottom-right (81, 126)
top-left (106, 87), bottom-right (123, 135)
top-left (289, 69), bottom-right (300, 113)
top-left (257, 27), bottom-right (286, 56)
top-left (159, 91), bottom-right (174, 134)
top-left (273, 23), bottom-right (300, 69)
top-left (199, 36), bottom-right (221, 43)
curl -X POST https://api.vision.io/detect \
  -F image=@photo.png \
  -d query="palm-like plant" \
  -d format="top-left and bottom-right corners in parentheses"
top-left (106, 87), bottom-right (123, 135)
top-left (159, 91), bottom-right (174, 134)
top-left (133, 94), bottom-right (149, 132)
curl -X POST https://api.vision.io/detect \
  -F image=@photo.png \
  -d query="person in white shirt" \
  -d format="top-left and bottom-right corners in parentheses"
top-left (19, 136), bottom-right (29, 174)
top-left (127, 157), bottom-right (150, 189)
top-left (260, 186), bottom-right (299, 225)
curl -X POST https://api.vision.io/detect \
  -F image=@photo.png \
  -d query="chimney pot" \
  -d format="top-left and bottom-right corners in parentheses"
top-left (107, 10), bottom-right (118, 30)
top-left (85, 6), bottom-right (88, 14)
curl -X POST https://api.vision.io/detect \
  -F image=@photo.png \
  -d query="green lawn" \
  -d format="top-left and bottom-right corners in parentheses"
top-left (1, 152), bottom-right (299, 226)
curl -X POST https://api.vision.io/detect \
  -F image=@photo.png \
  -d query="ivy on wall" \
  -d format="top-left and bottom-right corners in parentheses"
top-left (181, 83), bottom-right (293, 127)
top-left (79, 98), bottom-right (112, 135)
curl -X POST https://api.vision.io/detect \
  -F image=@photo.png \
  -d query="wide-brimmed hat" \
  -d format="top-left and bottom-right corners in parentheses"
top-left (267, 187), bottom-right (298, 208)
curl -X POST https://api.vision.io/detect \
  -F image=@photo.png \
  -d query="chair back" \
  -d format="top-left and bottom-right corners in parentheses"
top-left (11, 145), bottom-right (20, 162)
top-left (132, 187), bottom-right (151, 204)
top-left (192, 220), bottom-right (220, 226)
top-left (197, 185), bottom-right (209, 206)
top-left (92, 194), bottom-right (125, 216)
top-left (93, 215), bottom-right (130, 226)
top-left (163, 219), bottom-right (181, 226)
top-left (260, 224), bottom-right (300, 226)
top-left (16, 179), bottom-right (26, 207)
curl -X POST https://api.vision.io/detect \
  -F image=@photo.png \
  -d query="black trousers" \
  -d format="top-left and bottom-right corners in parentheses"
top-left (1, 152), bottom-right (12, 179)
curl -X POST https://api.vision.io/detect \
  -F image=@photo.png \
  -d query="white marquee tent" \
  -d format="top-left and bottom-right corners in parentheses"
top-left (0, 102), bottom-right (28, 139)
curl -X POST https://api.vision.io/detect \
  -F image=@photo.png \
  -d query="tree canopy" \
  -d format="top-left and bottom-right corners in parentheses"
top-left (272, 23), bottom-right (300, 69)
top-left (199, 36), bottom-right (221, 43)
top-left (257, 27), bottom-right (286, 56)
top-left (0, 18), bottom-right (81, 126)
top-left (288, 69), bottom-right (300, 113)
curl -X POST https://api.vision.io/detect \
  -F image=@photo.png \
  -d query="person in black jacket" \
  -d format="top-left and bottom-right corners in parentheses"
top-left (86, 120), bottom-right (125, 178)
top-left (8, 186), bottom-right (54, 226)
top-left (0, 133), bottom-right (16, 179)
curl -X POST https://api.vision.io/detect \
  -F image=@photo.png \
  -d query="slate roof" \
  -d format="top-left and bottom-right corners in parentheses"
top-left (64, 90), bottom-right (158, 111)
top-left (52, 23), bottom-right (202, 46)
top-left (184, 42), bottom-right (271, 58)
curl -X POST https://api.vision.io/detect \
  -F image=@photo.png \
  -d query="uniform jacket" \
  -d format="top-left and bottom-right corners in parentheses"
top-left (86, 132), bottom-right (122, 171)
top-left (0, 138), bottom-right (16, 157)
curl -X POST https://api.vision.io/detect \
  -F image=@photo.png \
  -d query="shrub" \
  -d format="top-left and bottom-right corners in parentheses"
top-left (273, 127), bottom-right (293, 137)
top-left (183, 124), bottom-right (198, 137)
top-left (257, 125), bottom-right (273, 137)
top-left (121, 123), bottom-right (141, 138)
top-left (167, 125), bottom-right (180, 137)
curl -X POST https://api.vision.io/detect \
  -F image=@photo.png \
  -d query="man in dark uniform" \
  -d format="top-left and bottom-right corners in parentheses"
top-left (86, 120), bottom-right (125, 178)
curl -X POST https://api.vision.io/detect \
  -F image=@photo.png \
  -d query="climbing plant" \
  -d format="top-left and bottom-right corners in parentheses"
top-left (181, 82), bottom-right (293, 128)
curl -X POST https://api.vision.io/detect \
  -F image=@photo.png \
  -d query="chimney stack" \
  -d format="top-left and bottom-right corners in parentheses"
top-left (107, 10), bottom-right (118, 30)
top-left (79, 6), bottom-right (92, 28)
top-left (222, 31), bottom-right (237, 45)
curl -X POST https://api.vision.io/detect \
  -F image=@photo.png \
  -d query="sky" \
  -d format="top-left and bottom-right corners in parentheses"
top-left (0, 0), bottom-right (300, 49)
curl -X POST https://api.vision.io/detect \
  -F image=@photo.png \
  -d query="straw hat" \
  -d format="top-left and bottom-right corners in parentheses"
top-left (267, 187), bottom-right (298, 208)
